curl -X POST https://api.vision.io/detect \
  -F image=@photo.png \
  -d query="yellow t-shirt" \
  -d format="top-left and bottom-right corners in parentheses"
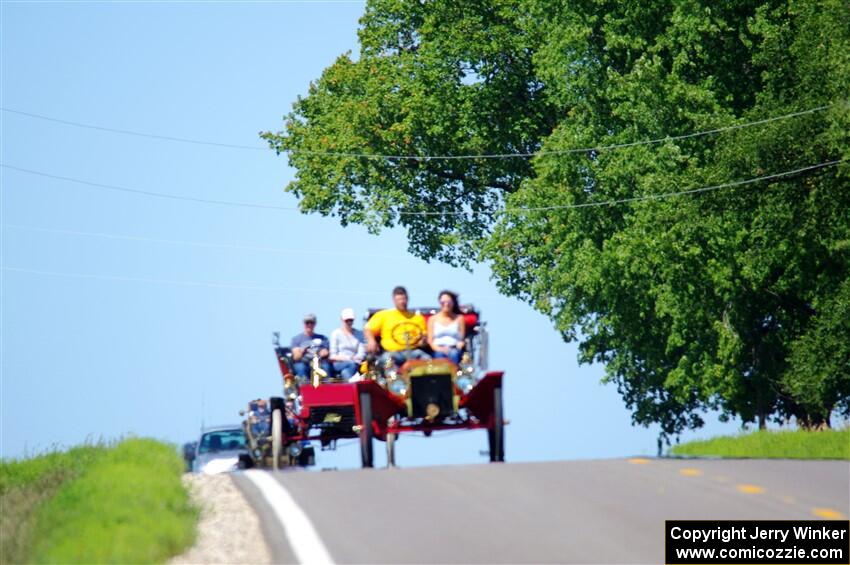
top-left (366, 308), bottom-right (427, 352)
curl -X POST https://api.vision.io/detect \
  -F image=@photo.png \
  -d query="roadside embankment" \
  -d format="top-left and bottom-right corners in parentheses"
top-left (0, 438), bottom-right (197, 563)
top-left (169, 473), bottom-right (272, 564)
top-left (670, 428), bottom-right (850, 459)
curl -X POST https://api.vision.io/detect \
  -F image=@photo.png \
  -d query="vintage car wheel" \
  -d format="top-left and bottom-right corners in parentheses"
top-left (386, 432), bottom-right (396, 467)
top-left (272, 408), bottom-right (283, 470)
top-left (359, 391), bottom-right (374, 468)
top-left (488, 386), bottom-right (505, 462)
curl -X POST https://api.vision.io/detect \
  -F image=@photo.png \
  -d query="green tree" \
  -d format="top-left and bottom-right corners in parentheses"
top-left (263, 0), bottom-right (850, 436)
top-left (265, 0), bottom-right (557, 266)
top-left (783, 279), bottom-right (850, 426)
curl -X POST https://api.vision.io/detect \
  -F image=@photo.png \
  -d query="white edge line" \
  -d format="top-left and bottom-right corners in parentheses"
top-left (243, 469), bottom-right (335, 565)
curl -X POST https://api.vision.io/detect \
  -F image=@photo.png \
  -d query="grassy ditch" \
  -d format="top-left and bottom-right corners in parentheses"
top-left (670, 428), bottom-right (850, 460)
top-left (1, 438), bottom-right (197, 564)
top-left (1, 443), bottom-right (106, 564)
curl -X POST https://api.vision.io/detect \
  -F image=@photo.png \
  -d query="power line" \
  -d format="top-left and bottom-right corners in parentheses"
top-left (2, 266), bottom-right (506, 302)
top-left (2, 159), bottom-right (843, 215)
top-left (1, 108), bottom-right (267, 151)
top-left (2, 1), bottom-right (368, 6)
top-left (287, 105), bottom-right (836, 160)
top-left (2, 103), bottom-right (836, 160)
top-left (507, 159), bottom-right (845, 213)
top-left (1, 164), bottom-right (299, 211)
top-left (4, 224), bottom-right (401, 259)
top-left (2, 266), bottom-right (386, 294)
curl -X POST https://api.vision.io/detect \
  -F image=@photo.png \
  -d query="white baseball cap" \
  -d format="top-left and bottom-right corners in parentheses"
top-left (340, 307), bottom-right (355, 321)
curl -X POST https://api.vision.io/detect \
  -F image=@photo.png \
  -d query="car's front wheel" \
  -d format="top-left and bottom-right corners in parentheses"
top-left (386, 428), bottom-right (396, 468)
top-left (387, 416), bottom-right (398, 467)
top-left (272, 408), bottom-right (283, 470)
top-left (359, 391), bottom-right (374, 468)
top-left (488, 386), bottom-right (504, 462)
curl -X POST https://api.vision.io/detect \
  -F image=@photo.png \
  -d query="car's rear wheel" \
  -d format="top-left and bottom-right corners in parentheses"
top-left (359, 391), bottom-right (374, 468)
top-left (272, 408), bottom-right (283, 470)
top-left (386, 431), bottom-right (396, 467)
top-left (488, 386), bottom-right (504, 462)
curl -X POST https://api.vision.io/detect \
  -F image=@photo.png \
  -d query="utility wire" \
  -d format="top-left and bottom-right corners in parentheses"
top-left (4, 224), bottom-right (401, 259)
top-left (1, 164), bottom-right (298, 211)
top-left (288, 105), bottom-right (836, 160)
top-left (5, 0), bottom-right (366, 4)
top-left (2, 159), bottom-right (843, 216)
top-left (2, 266), bottom-right (506, 301)
top-left (1, 103), bottom-right (835, 159)
top-left (1, 108), bottom-right (266, 150)
top-left (504, 159), bottom-right (845, 213)
top-left (2, 266), bottom-right (386, 294)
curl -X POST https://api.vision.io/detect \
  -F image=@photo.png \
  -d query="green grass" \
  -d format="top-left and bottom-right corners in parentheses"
top-left (1, 443), bottom-right (108, 564)
top-left (1, 438), bottom-right (198, 564)
top-left (670, 428), bottom-right (850, 460)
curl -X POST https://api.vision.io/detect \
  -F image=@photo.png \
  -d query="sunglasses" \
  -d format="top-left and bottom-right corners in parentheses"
top-left (439, 300), bottom-right (453, 305)
top-left (304, 320), bottom-right (316, 325)
top-left (344, 318), bottom-right (354, 323)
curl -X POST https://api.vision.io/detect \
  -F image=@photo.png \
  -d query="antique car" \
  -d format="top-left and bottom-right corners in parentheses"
top-left (240, 397), bottom-right (316, 469)
top-left (247, 305), bottom-right (505, 469)
top-left (359, 305), bottom-right (504, 466)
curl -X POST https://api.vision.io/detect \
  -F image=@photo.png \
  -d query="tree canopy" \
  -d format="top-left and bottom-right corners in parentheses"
top-left (263, 0), bottom-right (850, 436)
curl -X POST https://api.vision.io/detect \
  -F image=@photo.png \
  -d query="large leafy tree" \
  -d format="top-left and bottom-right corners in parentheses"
top-left (264, 0), bottom-right (850, 436)
top-left (265, 0), bottom-right (557, 266)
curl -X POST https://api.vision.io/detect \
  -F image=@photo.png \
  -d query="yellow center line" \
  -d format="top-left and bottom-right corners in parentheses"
top-left (679, 468), bottom-right (703, 477)
top-left (627, 458), bottom-right (651, 465)
top-left (812, 508), bottom-right (846, 519)
top-left (736, 484), bottom-right (765, 494)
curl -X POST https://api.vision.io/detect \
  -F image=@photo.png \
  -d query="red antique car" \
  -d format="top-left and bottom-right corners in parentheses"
top-left (255, 306), bottom-right (504, 469)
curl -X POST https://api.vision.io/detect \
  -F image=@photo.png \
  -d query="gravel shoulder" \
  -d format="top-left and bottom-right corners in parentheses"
top-left (169, 473), bottom-right (272, 565)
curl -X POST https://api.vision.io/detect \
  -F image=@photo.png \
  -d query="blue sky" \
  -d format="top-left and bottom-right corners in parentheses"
top-left (2, 0), bottom-right (748, 468)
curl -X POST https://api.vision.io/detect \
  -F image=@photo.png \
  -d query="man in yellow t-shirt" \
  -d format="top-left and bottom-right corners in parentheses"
top-left (365, 286), bottom-right (430, 364)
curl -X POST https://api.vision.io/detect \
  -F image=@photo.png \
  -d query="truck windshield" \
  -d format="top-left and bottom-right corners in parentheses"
top-left (199, 429), bottom-right (246, 453)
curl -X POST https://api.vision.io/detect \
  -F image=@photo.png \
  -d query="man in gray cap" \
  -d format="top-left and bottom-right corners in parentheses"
top-left (290, 313), bottom-right (331, 379)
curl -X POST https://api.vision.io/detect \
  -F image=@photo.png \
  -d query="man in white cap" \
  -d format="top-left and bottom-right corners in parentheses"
top-left (329, 307), bottom-right (366, 382)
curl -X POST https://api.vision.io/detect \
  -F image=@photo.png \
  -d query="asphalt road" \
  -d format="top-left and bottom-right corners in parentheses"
top-left (233, 458), bottom-right (849, 564)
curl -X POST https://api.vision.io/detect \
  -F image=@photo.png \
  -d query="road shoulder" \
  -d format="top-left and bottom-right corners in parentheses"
top-left (170, 473), bottom-right (274, 564)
